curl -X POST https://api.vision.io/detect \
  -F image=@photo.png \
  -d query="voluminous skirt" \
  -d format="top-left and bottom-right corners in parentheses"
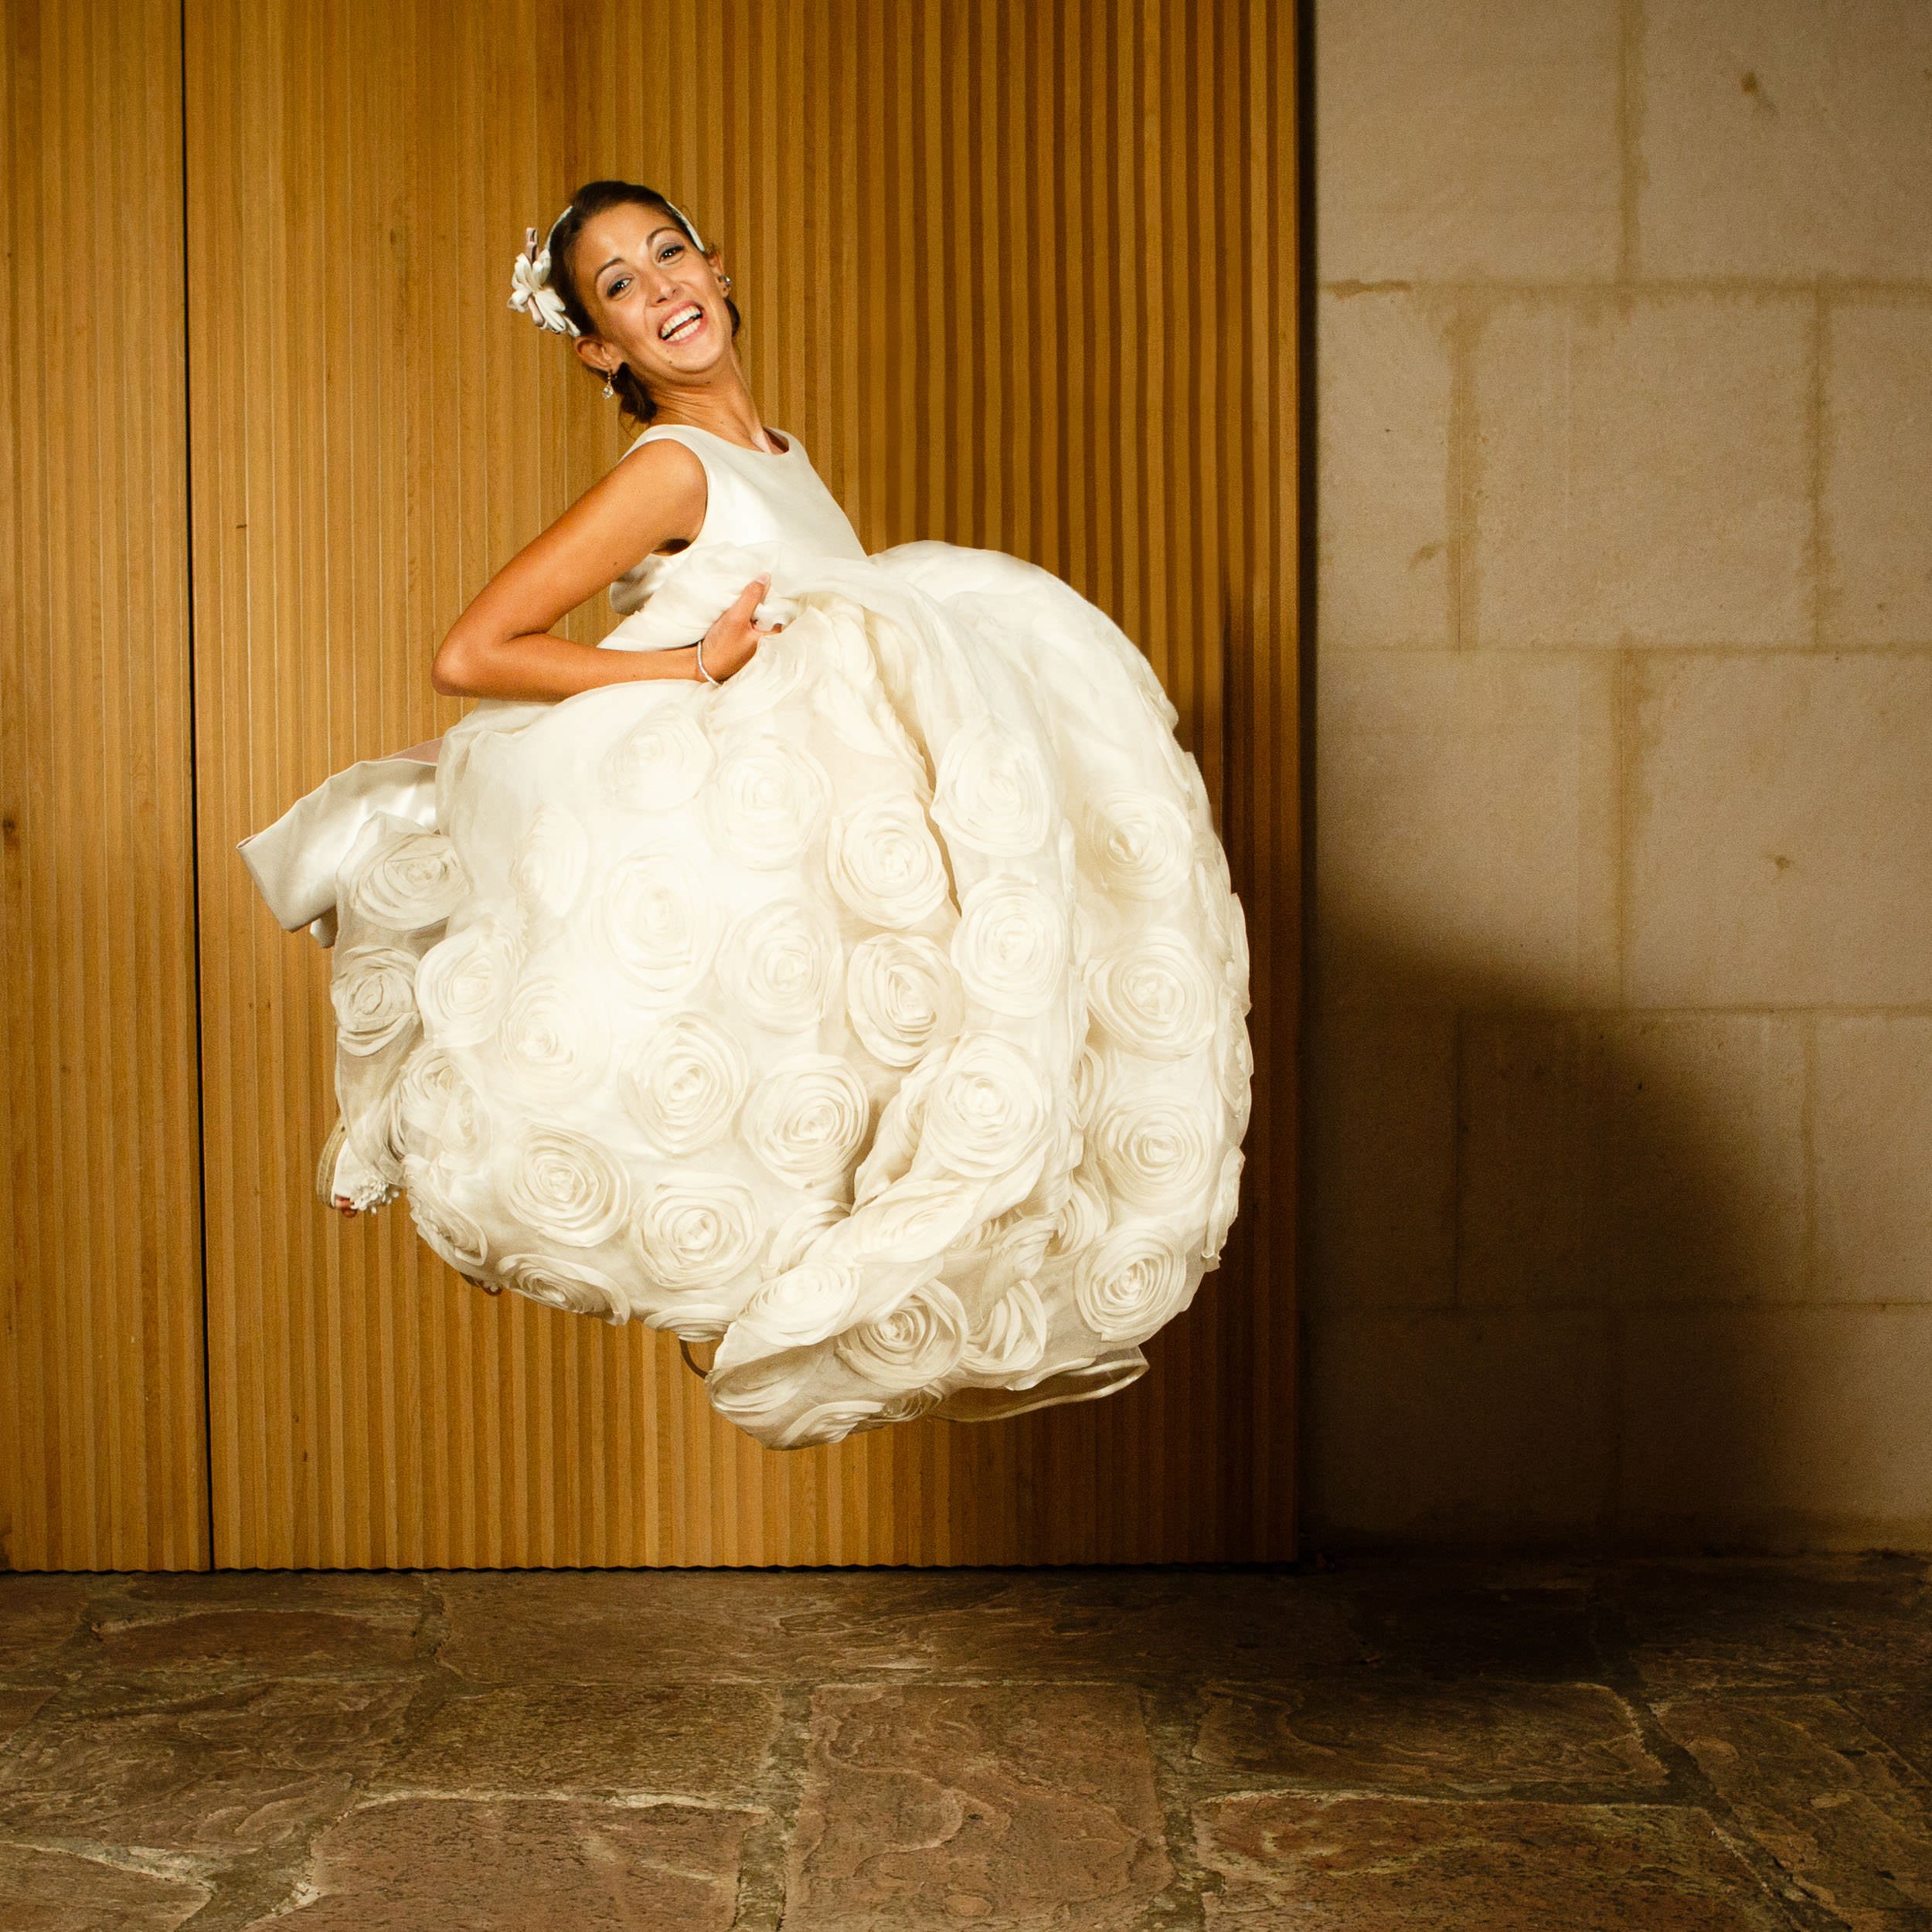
top-left (308, 536), bottom-right (1252, 1449)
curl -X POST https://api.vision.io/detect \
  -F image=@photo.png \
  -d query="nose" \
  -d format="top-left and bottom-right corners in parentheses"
top-left (645, 257), bottom-right (691, 302)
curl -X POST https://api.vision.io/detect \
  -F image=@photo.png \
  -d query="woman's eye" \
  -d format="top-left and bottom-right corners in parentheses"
top-left (607, 275), bottom-right (630, 297)
top-left (660, 243), bottom-right (684, 261)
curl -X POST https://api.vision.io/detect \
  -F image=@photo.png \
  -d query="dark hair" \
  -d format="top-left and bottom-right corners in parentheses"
top-left (543, 179), bottom-right (743, 426)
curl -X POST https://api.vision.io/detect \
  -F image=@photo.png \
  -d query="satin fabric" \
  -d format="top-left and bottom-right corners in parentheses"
top-left (238, 749), bottom-right (440, 946)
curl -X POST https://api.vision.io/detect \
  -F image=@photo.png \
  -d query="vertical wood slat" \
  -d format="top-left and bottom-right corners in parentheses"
top-left (189, 0), bottom-right (1298, 1568)
top-left (0, 0), bottom-right (211, 1570)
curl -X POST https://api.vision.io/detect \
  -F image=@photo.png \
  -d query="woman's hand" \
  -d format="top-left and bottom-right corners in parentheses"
top-left (697, 573), bottom-right (784, 682)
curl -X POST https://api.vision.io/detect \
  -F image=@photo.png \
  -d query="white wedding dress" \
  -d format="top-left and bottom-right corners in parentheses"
top-left (239, 420), bottom-right (1253, 1450)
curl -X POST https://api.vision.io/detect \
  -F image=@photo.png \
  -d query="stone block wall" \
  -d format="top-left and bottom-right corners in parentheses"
top-left (1308, 0), bottom-right (1932, 1547)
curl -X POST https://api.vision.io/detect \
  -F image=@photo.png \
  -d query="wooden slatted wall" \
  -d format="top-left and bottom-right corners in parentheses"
top-left (0, 0), bottom-right (212, 1570)
top-left (61, 0), bottom-right (1298, 1570)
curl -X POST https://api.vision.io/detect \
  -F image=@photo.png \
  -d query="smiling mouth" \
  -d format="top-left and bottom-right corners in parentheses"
top-left (660, 304), bottom-right (705, 343)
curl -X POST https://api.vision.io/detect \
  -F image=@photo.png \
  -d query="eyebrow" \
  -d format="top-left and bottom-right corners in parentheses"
top-left (595, 227), bottom-right (682, 278)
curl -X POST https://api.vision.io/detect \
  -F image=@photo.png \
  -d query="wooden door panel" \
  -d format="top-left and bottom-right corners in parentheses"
top-left (186, 0), bottom-right (1297, 1566)
top-left (0, 0), bottom-right (210, 1570)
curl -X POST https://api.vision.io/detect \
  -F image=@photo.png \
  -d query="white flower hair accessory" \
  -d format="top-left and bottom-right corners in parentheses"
top-left (508, 208), bottom-right (578, 336)
top-left (507, 195), bottom-right (709, 340)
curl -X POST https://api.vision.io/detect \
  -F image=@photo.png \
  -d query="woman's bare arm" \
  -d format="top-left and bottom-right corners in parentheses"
top-left (430, 439), bottom-right (762, 700)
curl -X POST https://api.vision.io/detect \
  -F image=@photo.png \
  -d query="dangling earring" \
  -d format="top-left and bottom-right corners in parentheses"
top-left (602, 363), bottom-right (618, 398)
top-left (720, 274), bottom-right (733, 293)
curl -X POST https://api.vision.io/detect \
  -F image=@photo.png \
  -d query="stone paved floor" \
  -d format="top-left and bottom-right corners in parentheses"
top-left (0, 1554), bottom-right (1928, 1928)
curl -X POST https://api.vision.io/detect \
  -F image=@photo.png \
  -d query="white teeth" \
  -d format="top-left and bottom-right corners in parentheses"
top-left (661, 306), bottom-right (702, 341)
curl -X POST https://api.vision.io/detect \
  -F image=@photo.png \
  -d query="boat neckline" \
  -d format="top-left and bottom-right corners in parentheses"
top-left (638, 421), bottom-right (794, 458)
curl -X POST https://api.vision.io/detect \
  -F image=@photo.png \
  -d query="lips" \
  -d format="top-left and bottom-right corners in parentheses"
top-left (660, 303), bottom-right (704, 342)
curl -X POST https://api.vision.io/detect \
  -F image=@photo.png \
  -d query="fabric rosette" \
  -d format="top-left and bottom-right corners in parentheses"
top-left (1050, 1167), bottom-right (1112, 1257)
top-left (1202, 1147), bottom-right (1244, 1265)
top-left (705, 734), bottom-right (831, 869)
top-left (1224, 893), bottom-right (1253, 1010)
top-left (1216, 1005), bottom-right (1255, 1140)
top-left (1072, 1220), bottom-right (1192, 1343)
top-left (637, 1172), bottom-right (763, 1294)
top-left (763, 1196), bottom-right (849, 1277)
top-left (403, 1155), bottom-right (492, 1275)
top-left (930, 713), bottom-right (1056, 857)
top-left (1083, 927), bottom-right (1218, 1060)
top-left (740, 1053), bottom-right (872, 1189)
top-left (1083, 788), bottom-right (1193, 902)
top-left (949, 876), bottom-right (1068, 1018)
top-left (601, 852), bottom-right (720, 998)
top-left (497, 1251), bottom-right (633, 1324)
top-left (499, 975), bottom-right (609, 1096)
top-left (329, 943), bottom-right (420, 1057)
top-left (618, 1009), bottom-right (750, 1156)
top-left (1090, 1094), bottom-right (1219, 1212)
top-left (721, 897), bottom-right (841, 1032)
top-left (504, 1124), bottom-right (631, 1249)
top-left (604, 708), bottom-right (715, 813)
top-left (395, 1048), bottom-right (494, 1167)
top-left (417, 915), bottom-right (524, 1049)
top-left (958, 1278), bottom-right (1051, 1380)
top-left (701, 622), bottom-right (811, 730)
top-left (342, 825), bottom-right (470, 931)
top-left (819, 1175), bottom-right (985, 1269)
top-left (824, 791), bottom-right (949, 929)
top-left (734, 1261), bottom-right (865, 1350)
top-left (919, 1032), bottom-right (1057, 1186)
top-left (845, 934), bottom-right (964, 1068)
top-left (831, 1275), bottom-right (971, 1392)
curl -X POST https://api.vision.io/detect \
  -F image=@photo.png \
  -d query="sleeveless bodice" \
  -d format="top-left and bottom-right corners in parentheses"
top-left (609, 422), bottom-right (869, 616)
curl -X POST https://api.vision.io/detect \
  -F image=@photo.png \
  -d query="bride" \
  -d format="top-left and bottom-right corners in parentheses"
top-left (239, 179), bottom-right (1253, 1451)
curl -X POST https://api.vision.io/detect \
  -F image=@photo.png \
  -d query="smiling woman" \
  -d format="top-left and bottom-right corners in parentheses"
top-left (427, 184), bottom-right (784, 706)
top-left (236, 175), bottom-right (1255, 1454)
top-left (543, 182), bottom-right (749, 432)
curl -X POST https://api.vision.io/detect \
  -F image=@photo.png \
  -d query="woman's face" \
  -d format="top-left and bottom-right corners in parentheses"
top-left (570, 201), bottom-right (730, 393)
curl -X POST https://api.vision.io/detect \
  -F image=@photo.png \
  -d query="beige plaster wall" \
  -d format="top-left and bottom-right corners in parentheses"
top-left (1307, 0), bottom-right (1932, 1549)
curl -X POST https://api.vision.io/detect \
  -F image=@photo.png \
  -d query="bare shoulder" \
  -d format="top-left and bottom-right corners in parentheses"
top-left (449, 433), bottom-right (710, 644)
top-left (553, 427), bottom-right (711, 564)
top-left (587, 440), bottom-right (711, 576)
top-left (600, 432), bottom-right (706, 538)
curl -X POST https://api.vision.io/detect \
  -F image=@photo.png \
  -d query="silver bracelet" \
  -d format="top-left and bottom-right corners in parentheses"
top-left (695, 634), bottom-right (721, 685)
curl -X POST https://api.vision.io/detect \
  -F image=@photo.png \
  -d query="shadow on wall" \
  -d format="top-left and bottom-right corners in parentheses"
top-left (1300, 908), bottom-right (1927, 1557)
